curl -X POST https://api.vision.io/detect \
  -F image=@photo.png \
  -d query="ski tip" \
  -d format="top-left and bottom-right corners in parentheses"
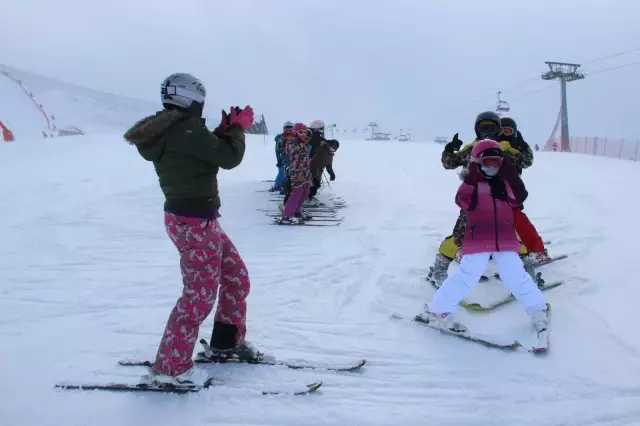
top-left (336, 359), bottom-right (367, 372)
top-left (529, 347), bottom-right (549, 354)
top-left (307, 381), bottom-right (323, 391)
top-left (118, 360), bottom-right (153, 367)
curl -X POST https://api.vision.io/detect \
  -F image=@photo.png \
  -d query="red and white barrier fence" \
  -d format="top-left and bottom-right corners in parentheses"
top-left (543, 137), bottom-right (640, 162)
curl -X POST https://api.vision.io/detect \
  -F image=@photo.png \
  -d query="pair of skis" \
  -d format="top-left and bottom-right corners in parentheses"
top-left (413, 255), bottom-right (561, 352)
top-left (392, 304), bottom-right (550, 354)
top-left (55, 340), bottom-right (366, 395)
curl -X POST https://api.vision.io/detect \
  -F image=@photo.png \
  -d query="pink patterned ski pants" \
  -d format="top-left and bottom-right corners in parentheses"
top-left (152, 213), bottom-right (251, 376)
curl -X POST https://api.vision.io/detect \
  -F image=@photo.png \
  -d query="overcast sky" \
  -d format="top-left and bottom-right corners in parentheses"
top-left (2, 0), bottom-right (640, 143)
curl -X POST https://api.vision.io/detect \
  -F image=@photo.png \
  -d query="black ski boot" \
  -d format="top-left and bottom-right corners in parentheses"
top-left (196, 322), bottom-right (264, 363)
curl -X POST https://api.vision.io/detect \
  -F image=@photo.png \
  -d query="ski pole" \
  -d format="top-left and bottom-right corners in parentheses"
top-left (323, 171), bottom-right (332, 189)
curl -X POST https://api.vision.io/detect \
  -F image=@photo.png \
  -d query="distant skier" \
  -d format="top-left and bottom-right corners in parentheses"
top-left (309, 139), bottom-right (339, 200)
top-left (280, 122), bottom-right (313, 224)
top-left (124, 73), bottom-right (261, 388)
top-left (534, 144), bottom-right (540, 152)
top-left (418, 139), bottom-right (549, 335)
top-left (271, 121), bottom-right (293, 192)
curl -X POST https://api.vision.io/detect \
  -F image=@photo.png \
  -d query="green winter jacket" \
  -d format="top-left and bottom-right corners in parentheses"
top-left (124, 109), bottom-right (245, 217)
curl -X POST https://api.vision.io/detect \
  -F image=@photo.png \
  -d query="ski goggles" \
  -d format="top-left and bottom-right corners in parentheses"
top-left (477, 121), bottom-right (500, 137)
top-left (283, 126), bottom-right (293, 132)
top-left (480, 156), bottom-right (503, 167)
top-left (295, 128), bottom-right (312, 138)
top-left (502, 126), bottom-right (515, 136)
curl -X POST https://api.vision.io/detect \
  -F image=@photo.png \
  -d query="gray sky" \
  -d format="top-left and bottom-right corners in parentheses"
top-left (2, 0), bottom-right (640, 143)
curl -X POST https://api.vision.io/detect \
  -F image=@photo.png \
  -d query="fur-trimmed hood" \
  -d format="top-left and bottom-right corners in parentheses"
top-left (124, 109), bottom-right (190, 161)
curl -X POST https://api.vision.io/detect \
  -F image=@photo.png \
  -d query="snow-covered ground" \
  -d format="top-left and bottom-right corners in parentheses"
top-left (2, 67), bottom-right (640, 425)
top-left (2, 130), bottom-right (640, 425)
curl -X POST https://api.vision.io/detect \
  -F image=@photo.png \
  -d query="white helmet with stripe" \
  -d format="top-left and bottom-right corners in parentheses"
top-left (161, 73), bottom-right (206, 114)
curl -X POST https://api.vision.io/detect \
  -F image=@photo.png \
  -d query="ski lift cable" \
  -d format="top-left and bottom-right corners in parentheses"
top-left (441, 48), bottom-right (640, 115)
top-left (582, 47), bottom-right (640, 65)
top-left (584, 60), bottom-right (640, 76)
top-left (507, 83), bottom-right (556, 102)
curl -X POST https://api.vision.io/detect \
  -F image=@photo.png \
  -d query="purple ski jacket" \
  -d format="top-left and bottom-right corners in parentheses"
top-left (455, 178), bottom-right (525, 255)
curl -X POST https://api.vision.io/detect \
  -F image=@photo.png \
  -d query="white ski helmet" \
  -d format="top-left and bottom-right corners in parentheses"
top-left (309, 120), bottom-right (325, 130)
top-left (161, 73), bottom-right (206, 114)
top-left (283, 121), bottom-right (294, 129)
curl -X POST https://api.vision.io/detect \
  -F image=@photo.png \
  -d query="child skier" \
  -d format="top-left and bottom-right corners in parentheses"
top-left (419, 140), bottom-right (549, 334)
top-left (309, 138), bottom-right (339, 200)
top-left (271, 121), bottom-right (293, 192)
top-left (124, 73), bottom-right (261, 388)
top-left (279, 127), bottom-right (297, 212)
top-left (309, 120), bottom-right (327, 158)
top-left (280, 123), bottom-right (313, 224)
top-left (498, 117), bottom-right (549, 263)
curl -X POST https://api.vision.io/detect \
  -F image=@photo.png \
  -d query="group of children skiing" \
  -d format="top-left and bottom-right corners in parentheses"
top-left (270, 120), bottom-right (340, 224)
top-left (123, 71), bottom-right (556, 390)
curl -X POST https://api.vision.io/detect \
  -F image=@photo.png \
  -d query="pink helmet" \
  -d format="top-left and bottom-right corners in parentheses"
top-left (293, 122), bottom-right (308, 133)
top-left (293, 122), bottom-right (310, 140)
top-left (470, 139), bottom-right (501, 163)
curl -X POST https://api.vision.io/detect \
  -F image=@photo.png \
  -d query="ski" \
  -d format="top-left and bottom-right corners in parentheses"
top-left (460, 281), bottom-right (563, 312)
top-left (272, 220), bottom-right (340, 227)
top-left (484, 271), bottom-right (545, 284)
top-left (533, 254), bottom-right (568, 268)
top-left (266, 214), bottom-right (339, 220)
top-left (119, 340), bottom-right (366, 373)
top-left (266, 215), bottom-right (344, 222)
top-left (55, 379), bottom-right (214, 394)
top-left (391, 313), bottom-right (521, 351)
top-left (55, 380), bottom-right (323, 395)
top-left (119, 358), bottom-right (364, 373)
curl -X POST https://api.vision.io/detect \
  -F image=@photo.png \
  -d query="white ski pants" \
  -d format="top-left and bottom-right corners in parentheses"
top-left (430, 251), bottom-right (546, 316)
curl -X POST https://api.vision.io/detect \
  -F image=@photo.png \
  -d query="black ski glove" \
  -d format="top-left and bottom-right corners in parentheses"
top-left (444, 133), bottom-right (463, 153)
top-left (329, 171), bottom-right (336, 181)
top-left (509, 131), bottom-right (529, 151)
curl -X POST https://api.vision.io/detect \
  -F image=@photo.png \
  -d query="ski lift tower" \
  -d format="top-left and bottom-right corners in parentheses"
top-left (368, 122), bottom-right (379, 140)
top-left (326, 123), bottom-right (337, 139)
top-left (495, 91), bottom-right (510, 117)
top-left (541, 61), bottom-right (585, 152)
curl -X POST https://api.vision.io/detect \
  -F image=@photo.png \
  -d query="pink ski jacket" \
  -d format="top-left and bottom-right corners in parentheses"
top-left (455, 179), bottom-right (523, 255)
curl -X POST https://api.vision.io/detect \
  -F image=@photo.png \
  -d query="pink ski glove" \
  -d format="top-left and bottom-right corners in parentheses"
top-left (228, 105), bottom-right (254, 131)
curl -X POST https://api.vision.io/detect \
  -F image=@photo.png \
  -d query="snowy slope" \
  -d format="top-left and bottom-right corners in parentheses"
top-left (1, 64), bottom-right (157, 134)
top-left (0, 71), bottom-right (51, 141)
top-left (2, 132), bottom-right (640, 426)
top-left (0, 64), bottom-right (248, 136)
